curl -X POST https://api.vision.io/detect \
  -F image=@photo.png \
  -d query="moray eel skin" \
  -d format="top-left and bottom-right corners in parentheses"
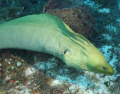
top-left (0, 14), bottom-right (114, 75)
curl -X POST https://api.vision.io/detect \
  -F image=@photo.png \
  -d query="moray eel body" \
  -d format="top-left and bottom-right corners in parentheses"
top-left (0, 14), bottom-right (114, 75)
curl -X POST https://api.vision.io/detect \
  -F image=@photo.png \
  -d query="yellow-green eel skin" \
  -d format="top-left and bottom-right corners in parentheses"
top-left (0, 14), bottom-right (114, 75)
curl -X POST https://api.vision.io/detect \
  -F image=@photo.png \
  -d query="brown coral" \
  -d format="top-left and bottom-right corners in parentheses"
top-left (44, 0), bottom-right (58, 12)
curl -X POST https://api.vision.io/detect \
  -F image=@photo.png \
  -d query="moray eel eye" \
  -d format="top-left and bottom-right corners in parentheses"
top-left (103, 66), bottom-right (107, 70)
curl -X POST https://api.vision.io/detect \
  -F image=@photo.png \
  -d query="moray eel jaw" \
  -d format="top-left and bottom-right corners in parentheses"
top-left (86, 44), bottom-right (114, 75)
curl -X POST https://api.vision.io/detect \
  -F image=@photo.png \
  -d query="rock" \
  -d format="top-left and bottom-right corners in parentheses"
top-left (45, 7), bottom-right (95, 39)
top-left (44, 0), bottom-right (58, 12)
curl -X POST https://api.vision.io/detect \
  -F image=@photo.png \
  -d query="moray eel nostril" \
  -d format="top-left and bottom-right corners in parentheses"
top-left (0, 14), bottom-right (114, 75)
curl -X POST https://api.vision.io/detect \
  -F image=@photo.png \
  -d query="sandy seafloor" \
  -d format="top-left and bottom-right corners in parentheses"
top-left (0, 0), bottom-right (120, 94)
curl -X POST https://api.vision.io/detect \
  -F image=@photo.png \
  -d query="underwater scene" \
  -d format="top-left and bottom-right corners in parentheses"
top-left (0, 0), bottom-right (120, 94)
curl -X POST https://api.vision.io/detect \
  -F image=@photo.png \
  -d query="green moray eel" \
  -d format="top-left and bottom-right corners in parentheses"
top-left (0, 14), bottom-right (114, 75)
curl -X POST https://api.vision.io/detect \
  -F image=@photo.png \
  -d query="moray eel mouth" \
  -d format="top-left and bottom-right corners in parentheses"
top-left (86, 44), bottom-right (114, 75)
top-left (87, 60), bottom-right (114, 75)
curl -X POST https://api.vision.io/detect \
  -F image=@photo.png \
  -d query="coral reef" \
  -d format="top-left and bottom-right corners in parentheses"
top-left (0, 0), bottom-right (45, 21)
top-left (0, 51), bottom-right (73, 94)
top-left (58, 0), bottom-right (84, 9)
top-left (44, 0), bottom-right (84, 11)
top-left (44, 0), bottom-right (59, 12)
top-left (46, 7), bottom-right (95, 39)
top-left (90, 0), bottom-right (116, 7)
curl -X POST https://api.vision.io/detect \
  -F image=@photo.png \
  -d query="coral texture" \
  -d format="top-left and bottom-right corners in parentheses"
top-left (0, 0), bottom-right (45, 21)
top-left (91, 0), bottom-right (116, 7)
top-left (44, 0), bottom-right (84, 11)
top-left (44, 0), bottom-right (58, 12)
top-left (46, 7), bottom-right (95, 39)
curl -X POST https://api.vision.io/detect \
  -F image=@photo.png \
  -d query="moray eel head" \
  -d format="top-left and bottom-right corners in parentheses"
top-left (61, 38), bottom-right (114, 75)
top-left (86, 44), bottom-right (114, 75)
